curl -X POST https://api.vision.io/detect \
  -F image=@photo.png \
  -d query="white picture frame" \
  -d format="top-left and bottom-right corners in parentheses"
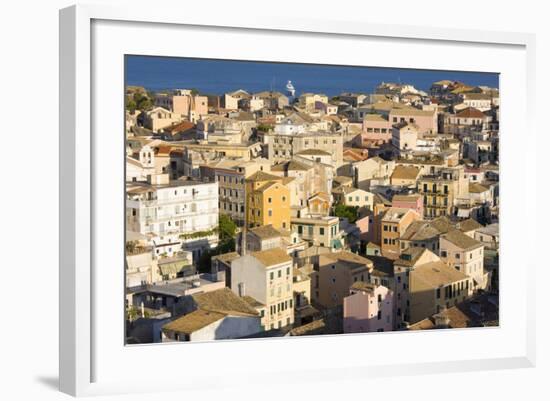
top-left (59, 3), bottom-right (536, 397)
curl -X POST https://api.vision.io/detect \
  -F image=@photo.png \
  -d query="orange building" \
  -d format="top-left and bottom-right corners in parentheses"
top-left (246, 171), bottom-right (291, 230)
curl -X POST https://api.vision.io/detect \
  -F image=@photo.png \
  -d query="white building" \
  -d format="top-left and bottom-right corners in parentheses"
top-left (231, 248), bottom-right (295, 330)
top-left (126, 174), bottom-right (219, 262)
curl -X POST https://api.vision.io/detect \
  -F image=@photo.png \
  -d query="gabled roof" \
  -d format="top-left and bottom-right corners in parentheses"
top-left (309, 191), bottom-right (331, 202)
top-left (271, 160), bottom-right (311, 172)
top-left (163, 288), bottom-right (260, 334)
top-left (364, 113), bottom-right (388, 122)
top-left (469, 182), bottom-right (490, 193)
top-left (192, 288), bottom-right (259, 317)
top-left (320, 251), bottom-right (373, 269)
top-left (162, 309), bottom-right (226, 334)
top-left (401, 217), bottom-right (453, 242)
top-left (295, 149), bottom-right (331, 156)
top-left (251, 248), bottom-right (292, 267)
top-left (391, 165), bottom-right (421, 181)
top-left (343, 148), bottom-right (369, 162)
top-left (441, 229), bottom-right (483, 250)
top-left (249, 225), bottom-right (282, 240)
top-left (163, 120), bottom-right (195, 134)
top-left (455, 107), bottom-right (486, 119)
top-left (395, 247), bottom-right (430, 267)
top-left (381, 207), bottom-right (416, 223)
top-left (392, 193), bottom-right (422, 203)
top-left (412, 261), bottom-right (469, 288)
top-left (245, 171), bottom-right (282, 182)
top-left (457, 218), bottom-right (483, 232)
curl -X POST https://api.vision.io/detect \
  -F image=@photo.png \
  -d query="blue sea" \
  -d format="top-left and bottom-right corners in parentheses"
top-left (125, 55), bottom-right (499, 96)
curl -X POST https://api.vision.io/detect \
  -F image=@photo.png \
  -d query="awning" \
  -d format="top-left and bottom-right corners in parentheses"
top-left (158, 262), bottom-right (192, 276)
top-left (457, 209), bottom-right (470, 218)
top-left (331, 239), bottom-right (343, 249)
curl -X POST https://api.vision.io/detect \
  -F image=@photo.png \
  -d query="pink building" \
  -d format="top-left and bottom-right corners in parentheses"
top-left (362, 114), bottom-right (392, 144)
top-left (392, 194), bottom-right (424, 217)
top-left (389, 108), bottom-right (437, 135)
top-left (343, 282), bottom-right (394, 333)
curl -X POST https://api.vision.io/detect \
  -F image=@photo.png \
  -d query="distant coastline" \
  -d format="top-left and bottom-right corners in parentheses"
top-left (126, 55), bottom-right (499, 97)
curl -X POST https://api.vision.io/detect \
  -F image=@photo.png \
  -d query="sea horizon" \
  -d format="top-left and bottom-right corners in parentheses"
top-left (125, 55), bottom-right (499, 98)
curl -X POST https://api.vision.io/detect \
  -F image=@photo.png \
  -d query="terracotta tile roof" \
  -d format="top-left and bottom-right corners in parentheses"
top-left (392, 193), bottom-right (421, 203)
top-left (409, 293), bottom-right (499, 330)
top-left (391, 165), bottom-right (421, 181)
top-left (381, 207), bottom-right (415, 222)
top-left (295, 148), bottom-right (332, 156)
top-left (241, 296), bottom-right (265, 309)
top-left (408, 317), bottom-right (436, 330)
top-left (271, 160), bottom-right (311, 172)
top-left (320, 251), bottom-right (373, 269)
top-left (162, 309), bottom-right (226, 334)
top-left (309, 191), bottom-right (331, 202)
top-left (289, 319), bottom-right (326, 336)
top-left (401, 217), bottom-right (453, 241)
top-left (155, 145), bottom-right (173, 156)
top-left (457, 218), bottom-right (483, 232)
top-left (395, 247), bottom-right (429, 267)
top-left (455, 107), bottom-right (486, 119)
top-left (245, 171), bottom-right (282, 182)
top-left (412, 260), bottom-right (469, 287)
top-left (364, 113), bottom-right (388, 122)
top-left (251, 248), bottom-right (292, 267)
top-left (211, 251), bottom-right (240, 265)
top-left (249, 224), bottom-right (281, 240)
top-left (163, 120), bottom-right (195, 133)
top-left (469, 182), bottom-right (489, 193)
top-left (343, 148), bottom-right (369, 162)
top-left (192, 288), bottom-right (259, 317)
top-left (333, 176), bottom-right (353, 185)
top-left (441, 229), bottom-right (483, 250)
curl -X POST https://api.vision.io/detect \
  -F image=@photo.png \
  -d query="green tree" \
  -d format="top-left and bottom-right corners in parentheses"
top-left (126, 98), bottom-right (137, 113)
top-left (196, 215), bottom-right (238, 273)
top-left (196, 238), bottom-right (236, 273)
top-left (256, 124), bottom-right (274, 132)
top-left (133, 92), bottom-right (153, 111)
top-left (218, 214), bottom-right (237, 243)
top-left (334, 204), bottom-right (359, 224)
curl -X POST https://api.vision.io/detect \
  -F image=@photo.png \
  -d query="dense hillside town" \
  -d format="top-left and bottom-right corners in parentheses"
top-left (125, 77), bottom-right (499, 343)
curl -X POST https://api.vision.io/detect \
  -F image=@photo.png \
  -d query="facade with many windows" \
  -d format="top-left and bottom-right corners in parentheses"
top-left (231, 248), bottom-right (295, 330)
top-left (126, 174), bottom-right (219, 261)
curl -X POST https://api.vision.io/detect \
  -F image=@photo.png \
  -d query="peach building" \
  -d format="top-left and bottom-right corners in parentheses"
top-left (389, 107), bottom-right (437, 135)
top-left (343, 282), bottom-right (394, 333)
top-left (380, 207), bottom-right (421, 258)
top-left (312, 251), bottom-right (373, 309)
top-left (439, 229), bottom-right (487, 291)
top-left (392, 194), bottom-right (423, 217)
top-left (362, 114), bottom-right (392, 143)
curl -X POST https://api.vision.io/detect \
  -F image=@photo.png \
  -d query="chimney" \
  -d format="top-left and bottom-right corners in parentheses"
top-left (238, 282), bottom-right (246, 297)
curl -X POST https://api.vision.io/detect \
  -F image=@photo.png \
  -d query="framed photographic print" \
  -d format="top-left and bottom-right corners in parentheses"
top-left (59, 3), bottom-right (536, 397)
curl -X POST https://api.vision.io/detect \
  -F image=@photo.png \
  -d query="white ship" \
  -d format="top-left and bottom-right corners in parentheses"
top-left (286, 80), bottom-right (296, 97)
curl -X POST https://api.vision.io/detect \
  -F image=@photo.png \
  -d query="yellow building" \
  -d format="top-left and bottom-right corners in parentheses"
top-left (245, 171), bottom-right (291, 230)
top-left (417, 166), bottom-right (468, 219)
